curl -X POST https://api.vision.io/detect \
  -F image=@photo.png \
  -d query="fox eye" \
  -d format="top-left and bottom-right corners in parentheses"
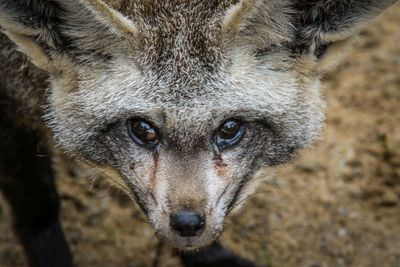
top-left (129, 119), bottom-right (159, 147)
top-left (215, 119), bottom-right (244, 150)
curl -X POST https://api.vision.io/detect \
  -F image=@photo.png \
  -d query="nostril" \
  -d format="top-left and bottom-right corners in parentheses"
top-left (170, 210), bottom-right (205, 237)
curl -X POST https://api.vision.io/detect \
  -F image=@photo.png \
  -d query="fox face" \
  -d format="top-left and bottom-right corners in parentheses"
top-left (0, 0), bottom-right (395, 249)
top-left (51, 45), bottom-right (322, 248)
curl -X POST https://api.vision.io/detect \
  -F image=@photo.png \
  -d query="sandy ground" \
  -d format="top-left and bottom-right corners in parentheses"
top-left (0, 4), bottom-right (399, 267)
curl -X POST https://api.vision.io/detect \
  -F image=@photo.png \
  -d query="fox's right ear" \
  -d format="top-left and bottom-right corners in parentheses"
top-left (292, 0), bottom-right (397, 70)
top-left (0, 0), bottom-right (136, 71)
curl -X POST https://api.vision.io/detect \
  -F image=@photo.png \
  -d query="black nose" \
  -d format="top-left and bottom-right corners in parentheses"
top-left (170, 210), bottom-right (205, 237)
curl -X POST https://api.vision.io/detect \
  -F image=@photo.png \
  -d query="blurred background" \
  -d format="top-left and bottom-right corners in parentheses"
top-left (0, 3), bottom-right (399, 267)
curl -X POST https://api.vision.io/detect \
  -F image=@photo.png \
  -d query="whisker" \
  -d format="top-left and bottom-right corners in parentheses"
top-left (216, 164), bottom-right (246, 207)
top-left (227, 190), bottom-right (272, 214)
top-left (125, 169), bottom-right (158, 205)
top-left (216, 179), bottom-right (234, 207)
top-left (95, 193), bottom-right (112, 200)
top-left (78, 159), bottom-right (132, 196)
top-left (223, 221), bottom-right (234, 229)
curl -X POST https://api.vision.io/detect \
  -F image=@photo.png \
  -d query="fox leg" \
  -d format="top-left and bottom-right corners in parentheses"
top-left (0, 116), bottom-right (73, 267)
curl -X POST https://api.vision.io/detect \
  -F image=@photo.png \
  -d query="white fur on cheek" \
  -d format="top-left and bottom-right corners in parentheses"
top-left (204, 160), bottom-right (231, 231)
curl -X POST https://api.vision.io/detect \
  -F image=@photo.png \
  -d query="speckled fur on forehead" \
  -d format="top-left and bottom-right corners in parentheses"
top-left (111, 0), bottom-right (236, 21)
top-left (101, 0), bottom-right (293, 78)
top-left (104, 1), bottom-right (236, 75)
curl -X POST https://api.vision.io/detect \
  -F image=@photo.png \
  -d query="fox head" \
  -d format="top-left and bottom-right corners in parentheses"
top-left (0, 0), bottom-right (396, 249)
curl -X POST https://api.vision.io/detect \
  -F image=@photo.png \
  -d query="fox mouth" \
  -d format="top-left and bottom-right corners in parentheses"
top-left (162, 234), bottom-right (219, 250)
top-left (172, 238), bottom-right (203, 250)
top-left (153, 220), bottom-right (223, 249)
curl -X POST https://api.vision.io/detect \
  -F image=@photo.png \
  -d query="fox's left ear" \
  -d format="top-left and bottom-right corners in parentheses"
top-left (293, 0), bottom-right (397, 68)
top-left (0, 0), bottom-right (136, 71)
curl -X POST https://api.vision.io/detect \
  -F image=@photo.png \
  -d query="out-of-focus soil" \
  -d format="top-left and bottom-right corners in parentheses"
top-left (0, 4), bottom-right (399, 267)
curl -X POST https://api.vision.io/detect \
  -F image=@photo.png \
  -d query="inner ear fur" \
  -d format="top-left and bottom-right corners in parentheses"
top-left (291, 0), bottom-right (397, 71)
top-left (293, 0), bottom-right (397, 50)
top-left (0, 0), bottom-right (136, 71)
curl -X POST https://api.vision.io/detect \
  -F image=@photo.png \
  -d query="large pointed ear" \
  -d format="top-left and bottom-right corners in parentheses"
top-left (0, 0), bottom-right (136, 70)
top-left (292, 0), bottom-right (397, 62)
top-left (221, 0), bottom-right (293, 50)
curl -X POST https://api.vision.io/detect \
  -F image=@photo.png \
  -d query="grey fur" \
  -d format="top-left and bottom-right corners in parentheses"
top-left (0, 0), bottom-right (396, 249)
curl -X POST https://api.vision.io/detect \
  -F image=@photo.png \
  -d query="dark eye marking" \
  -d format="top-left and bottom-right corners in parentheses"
top-left (214, 119), bottom-right (245, 150)
top-left (128, 119), bottom-right (159, 147)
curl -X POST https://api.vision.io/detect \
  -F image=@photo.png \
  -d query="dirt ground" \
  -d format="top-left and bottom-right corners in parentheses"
top-left (0, 4), bottom-right (399, 267)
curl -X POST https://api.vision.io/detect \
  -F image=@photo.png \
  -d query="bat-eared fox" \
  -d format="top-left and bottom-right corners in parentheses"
top-left (0, 0), bottom-right (397, 266)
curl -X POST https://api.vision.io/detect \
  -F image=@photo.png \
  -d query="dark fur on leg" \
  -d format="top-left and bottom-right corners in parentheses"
top-left (180, 243), bottom-right (261, 267)
top-left (0, 114), bottom-right (73, 267)
top-left (22, 222), bottom-right (73, 267)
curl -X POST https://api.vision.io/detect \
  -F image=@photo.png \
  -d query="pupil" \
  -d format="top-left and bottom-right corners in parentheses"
top-left (132, 121), bottom-right (157, 142)
top-left (137, 122), bottom-right (148, 135)
top-left (214, 119), bottom-right (244, 150)
top-left (220, 121), bottom-right (239, 139)
top-left (224, 121), bottom-right (237, 132)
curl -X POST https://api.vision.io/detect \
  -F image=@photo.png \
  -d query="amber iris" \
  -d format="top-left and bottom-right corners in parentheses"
top-left (129, 119), bottom-right (159, 146)
top-left (215, 119), bottom-right (244, 150)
